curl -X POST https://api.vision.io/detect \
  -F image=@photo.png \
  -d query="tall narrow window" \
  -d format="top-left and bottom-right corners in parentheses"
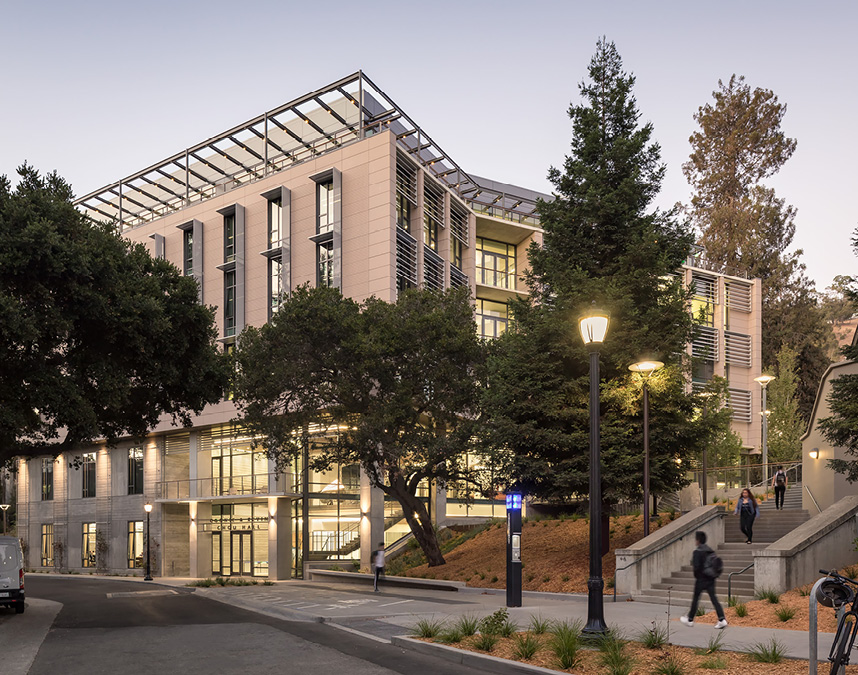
top-left (128, 447), bottom-right (143, 495)
top-left (396, 193), bottom-right (411, 232)
top-left (224, 270), bottom-right (236, 337)
top-left (423, 181), bottom-right (443, 252)
top-left (224, 213), bottom-right (236, 262)
top-left (41, 524), bottom-right (54, 567)
top-left (41, 458), bottom-right (53, 501)
top-left (183, 229), bottom-right (194, 276)
top-left (128, 521), bottom-right (144, 568)
top-left (451, 238), bottom-right (463, 270)
top-left (268, 197), bottom-right (283, 248)
top-left (82, 523), bottom-right (96, 567)
top-left (317, 181), bottom-right (334, 234)
top-left (82, 452), bottom-right (96, 499)
top-left (269, 258), bottom-right (283, 317)
top-left (317, 242), bottom-right (334, 288)
top-left (476, 238), bottom-right (516, 289)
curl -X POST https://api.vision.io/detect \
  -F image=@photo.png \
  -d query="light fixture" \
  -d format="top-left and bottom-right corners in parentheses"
top-left (629, 360), bottom-right (664, 377)
top-left (144, 502), bottom-right (153, 513)
top-left (629, 359), bottom-right (663, 536)
top-left (810, 448), bottom-right (819, 460)
top-left (578, 306), bottom-right (610, 345)
top-left (755, 374), bottom-right (776, 387)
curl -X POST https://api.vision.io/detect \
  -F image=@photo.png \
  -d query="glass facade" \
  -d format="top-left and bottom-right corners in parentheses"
top-left (211, 426), bottom-right (269, 497)
top-left (224, 270), bottom-right (236, 337)
top-left (128, 521), bottom-right (143, 568)
top-left (41, 458), bottom-right (53, 501)
top-left (210, 503), bottom-right (269, 577)
top-left (82, 522), bottom-right (96, 567)
top-left (183, 229), bottom-right (193, 276)
top-left (224, 213), bottom-right (236, 262)
top-left (41, 524), bottom-right (53, 566)
top-left (317, 181), bottom-right (334, 234)
top-left (82, 452), bottom-right (96, 498)
top-left (269, 258), bottom-right (283, 318)
top-left (476, 237), bottom-right (516, 289)
top-left (396, 193), bottom-right (411, 232)
top-left (317, 241), bottom-right (334, 288)
top-left (268, 197), bottom-right (283, 248)
top-left (128, 447), bottom-right (143, 495)
top-left (476, 298), bottom-right (509, 339)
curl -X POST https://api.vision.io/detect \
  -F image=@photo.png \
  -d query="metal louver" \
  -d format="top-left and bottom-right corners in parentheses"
top-left (423, 246), bottom-right (444, 290)
top-left (727, 388), bottom-right (753, 423)
top-left (726, 281), bottom-right (752, 312)
top-left (396, 153), bottom-right (417, 206)
top-left (725, 331), bottom-right (752, 367)
top-left (423, 180), bottom-right (445, 230)
top-left (692, 326), bottom-right (719, 361)
top-left (450, 200), bottom-right (469, 244)
top-left (396, 228), bottom-right (418, 288)
top-left (450, 266), bottom-right (468, 288)
top-left (693, 273), bottom-right (718, 304)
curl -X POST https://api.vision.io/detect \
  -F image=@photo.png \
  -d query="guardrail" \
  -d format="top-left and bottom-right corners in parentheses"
top-left (155, 473), bottom-right (297, 500)
top-left (727, 562), bottom-right (755, 599)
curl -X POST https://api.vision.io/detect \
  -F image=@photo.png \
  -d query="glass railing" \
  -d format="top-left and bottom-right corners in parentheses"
top-left (475, 266), bottom-right (516, 289)
top-left (155, 472), bottom-right (297, 500)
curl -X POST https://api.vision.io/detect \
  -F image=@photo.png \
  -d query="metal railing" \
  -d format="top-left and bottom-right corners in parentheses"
top-left (691, 461), bottom-right (802, 503)
top-left (475, 266), bottom-right (516, 290)
top-left (155, 472), bottom-right (297, 500)
top-left (805, 485), bottom-right (822, 513)
top-left (727, 562), bottom-right (755, 599)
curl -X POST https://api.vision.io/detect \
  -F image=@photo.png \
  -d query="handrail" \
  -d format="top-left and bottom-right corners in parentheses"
top-left (805, 485), bottom-right (823, 513)
top-left (727, 562), bottom-right (755, 600)
top-left (613, 510), bottom-right (725, 602)
top-left (748, 461), bottom-right (802, 495)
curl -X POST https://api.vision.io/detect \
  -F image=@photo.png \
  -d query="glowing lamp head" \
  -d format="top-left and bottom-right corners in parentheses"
top-left (578, 306), bottom-right (610, 346)
top-left (505, 493), bottom-right (522, 511)
top-left (809, 448), bottom-right (819, 460)
top-left (754, 374), bottom-right (776, 387)
top-left (144, 502), bottom-right (153, 513)
top-left (629, 360), bottom-right (664, 378)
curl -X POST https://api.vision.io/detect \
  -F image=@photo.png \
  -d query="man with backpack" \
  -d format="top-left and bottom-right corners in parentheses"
top-left (371, 542), bottom-right (385, 592)
top-left (680, 531), bottom-right (728, 629)
top-left (772, 466), bottom-right (788, 510)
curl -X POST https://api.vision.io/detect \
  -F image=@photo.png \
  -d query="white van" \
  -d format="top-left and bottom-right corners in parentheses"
top-left (0, 536), bottom-right (25, 614)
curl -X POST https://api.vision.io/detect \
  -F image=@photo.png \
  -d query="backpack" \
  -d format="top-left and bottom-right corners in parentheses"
top-left (703, 551), bottom-right (723, 579)
top-left (776, 472), bottom-right (785, 486)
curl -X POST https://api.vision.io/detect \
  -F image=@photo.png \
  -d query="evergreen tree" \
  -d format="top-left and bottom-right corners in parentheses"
top-left (683, 75), bottom-right (835, 417)
top-left (767, 345), bottom-right (804, 463)
top-left (480, 39), bottom-right (703, 506)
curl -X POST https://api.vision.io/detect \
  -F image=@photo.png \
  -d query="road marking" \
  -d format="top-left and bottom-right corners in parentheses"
top-left (106, 590), bottom-right (178, 598)
top-left (294, 603), bottom-right (321, 608)
top-left (326, 621), bottom-right (391, 644)
top-left (379, 600), bottom-right (413, 607)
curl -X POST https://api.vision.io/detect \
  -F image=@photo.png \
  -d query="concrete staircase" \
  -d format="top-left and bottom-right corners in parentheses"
top-left (634, 484), bottom-right (808, 605)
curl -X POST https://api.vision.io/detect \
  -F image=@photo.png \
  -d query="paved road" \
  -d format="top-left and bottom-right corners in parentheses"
top-left (9, 576), bottom-right (493, 675)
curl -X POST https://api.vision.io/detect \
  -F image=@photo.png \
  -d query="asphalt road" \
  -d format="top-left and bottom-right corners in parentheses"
top-left (10, 576), bottom-right (489, 675)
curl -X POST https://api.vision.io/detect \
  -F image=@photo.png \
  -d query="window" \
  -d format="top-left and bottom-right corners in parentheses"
top-left (41, 524), bottom-right (54, 567)
top-left (41, 458), bottom-right (53, 501)
top-left (268, 197), bottom-right (283, 248)
top-left (451, 237), bottom-right (463, 270)
top-left (82, 452), bottom-right (96, 499)
top-left (476, 238), bottom-right (516, 289)
top-left (476, 298), bottom-right (509, 339)
top-left (224, 270), bottom-right (236, 337)
top-left (128, 521), bottom-right (144, 568)
top-left (128, 448), bottom-right (143, 495)
top-left (268, 258), bottom-right (283, 318)
top-left (317, 180), bottom-right (334, 234)
top-left (423, 212), bottom-right (438, 251)
top-left (317, 241), bottom-right (334, 288)
top-left (224, 213), bottom-right (236, 262)
top-left (423, 181), bottom-right (443, 252)
top-left (183, 229), bottom-right (194, 276)
top-left (396, 193), bottom-right (411, 232)
top-left (82, 523), bottom-right (96, 568)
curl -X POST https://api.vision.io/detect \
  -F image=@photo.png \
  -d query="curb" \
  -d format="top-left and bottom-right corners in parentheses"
top-left (391, 635), bottom-right (564, 675)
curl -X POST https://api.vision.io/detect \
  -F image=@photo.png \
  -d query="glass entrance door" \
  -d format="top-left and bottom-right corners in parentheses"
top-left (231, 532), bottom-right (252, 576)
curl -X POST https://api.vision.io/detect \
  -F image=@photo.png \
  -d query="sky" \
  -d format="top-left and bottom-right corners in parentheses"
top-left (2, 0), bottom-right (855, 291)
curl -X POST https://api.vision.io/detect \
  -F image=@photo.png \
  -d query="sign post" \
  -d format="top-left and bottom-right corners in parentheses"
top-left (506, 493), bottom-right (522, 608)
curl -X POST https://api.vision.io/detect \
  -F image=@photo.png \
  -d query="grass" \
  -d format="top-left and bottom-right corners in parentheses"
top-left (498, 619), bottom-right (518, 638)
top-left (746, 638), bottom-right (787, 663)
top-left (411, 617), bottom-right (445, 638)
top-left (473, 633), bottom-right (499, 652)
top-left (699, 655), bottom-right (728, 669)
top-left (755, 587), bottom-right (780, 603)
top-left (478, 608), bottom-right (509, 635)
top-left (727, 595), bottom-right (739, 607)
top-left (798, 584), bottom-right (812, 596)
top-left (775, 606), bottom-right (797, 622)
top-left (652, 652), bottom-right (687, 675)
top-left (845, 565), bottom-right (858, 580)
top-left (528, 614), bottom-right (551, 635)
top-left (598, 634), bottom-right (635, 675)
top-left (512, 632), bottom-right (541, 660)
top-left (550, 620), bottom-right (584, 670)
top-left (453, 614), bottom-right (479, 636)
top-left (638, 622), bottom-right (668, 649)
top-left (436, 628), bottom-right (463, 644)
top-left (695, 631), bottom-right (725, 656)
top-left (734, 603), bottom-right (748, 617)
top-left (696, 605), bottom-right (706, 616)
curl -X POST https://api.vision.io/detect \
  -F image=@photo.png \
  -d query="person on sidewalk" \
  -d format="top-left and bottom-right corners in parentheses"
top-left (680, 531), bottom-right (728, 629)
top-left (372, 542), bottom-right (385, 592)
top-left (734, 488), bottom-right (760, 543)
top-left (772, 466), bottom-right (788, 510)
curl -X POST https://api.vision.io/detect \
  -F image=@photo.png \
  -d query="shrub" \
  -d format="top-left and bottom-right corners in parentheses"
top-left (746, 638), bottom-right (787, 663)
top-left (187, 578), bottom-right (216, 587)
top-left (526, 573), bottom-right (535, 582)
top-left (845, 565), bottom-right (858, 580)
top-left (473, 633), bottom-right (499, 652)
top-left (411, 618), bottom-right (444, 638)
top-left (755, 588), bottom-right (780, 604)
top-left (491, 576), bottom-right (498, 583)
top-left (478, 608), bottom-right (510, 636)
top-left (598, 635), bottom-right (634, 675)
top-left (529, 614), bottom-right (551, 634)
top-left (263, 581), bottom-right (274, 586)
top-left (798, 584), bottom-right (812, 596)
top-left (562, 574), bottom-right (570, 582)
top-left (695, 631), bottom-right (725, 655)
top-left (454, 614), bottom-right (479, 636)
top-left (512, 632), bottom-right (541, 660)
top-left (734, 603), bottom-right (748, 617)
top-left (653, 653), bottom-right (687, 675)
top-left (775, 606), bottom-right (796, 622)
top-left (696, 605), bottom-right (706, 616)
top-left (498, 619), bottom-right (518, 638)
top-left (550, 620), bottom-right (583, 670)
top-left (542, 575), bottom-right (551, 583)
top-left (638, 622), bottom-right (668, 649)
top-left (699, 655), bottom-right (728, 669)
top-left (606, 577), bottom-right (615, 589)
top-left (436, 628), bottom-right (463, 644)
top-left (727, 595), bottom-right (739, 608)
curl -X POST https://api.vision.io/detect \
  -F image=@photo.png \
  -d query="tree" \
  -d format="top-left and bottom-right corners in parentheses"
top-left (480, 39), bottom-right (705, 507)
top-left (233, 285), bottom-right (485, 567)
top-left (683, 75), bottom-right (835, 417)
top-left (0, 165), bottom-right (230, 465)
top-left (766, 345), bottom-right (804, 464)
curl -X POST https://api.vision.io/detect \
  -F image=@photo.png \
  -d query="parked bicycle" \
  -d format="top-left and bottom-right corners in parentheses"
top-left (817, 569), bottom-right (858, 675)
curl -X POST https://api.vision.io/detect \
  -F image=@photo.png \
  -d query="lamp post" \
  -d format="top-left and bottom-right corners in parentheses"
top-left (143, 502), bottom-right (153, 581)
top-left (579, 305), bottom-right (609, 636)
top-left (754, 374), bottom-right (776, 485)
top-left (629, 360), bottom-right (663, 537)
top-left (0, 504), bottom-right (8, 536)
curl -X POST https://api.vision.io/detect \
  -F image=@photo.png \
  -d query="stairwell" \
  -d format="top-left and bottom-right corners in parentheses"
top-left (634, 484), bottom-right (808, 605)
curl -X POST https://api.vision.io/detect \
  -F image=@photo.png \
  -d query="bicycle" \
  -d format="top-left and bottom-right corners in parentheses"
top-left (817, 569), bottom-right (858, 675)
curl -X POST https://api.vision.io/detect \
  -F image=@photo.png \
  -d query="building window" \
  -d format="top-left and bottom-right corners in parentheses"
top-left (396, 193), bottom-right (411, 232)
top-left (268, 197), bottom-right (283, 248)
top-left (451, 237), bottom-right (463, 270)
top-left (41, 458), bottom-right (53, 501)
top-left (423, 181), bottom-right (443, 252)
top-left (476, 238), bottom-right (516, 289)
top-left (317, 180), bottom-right (334, 235)
top-left (476, 298), bottom-right (509, 339)
top-left (82, 452), bottom-right (96, 499)
top-left (128, 521), bottom-right (144, 568)
top-left (224, 270), bottom-right (236, 337)
top-left (128, 448), bottom-right (143, 495)
top-left (423, 213), bottom-right (438, 251)
top-left (269, 257), bottom-right (283, 318)
top-left (41, 524), bottom-right (54, 567)
top-left (183, 228), bottom-right (194, 276)
top-left (224, 213), bottom-right (236, 263)
top-left (82, 523), bottom-right (96, 568)
top-left (317, 241), bottom-right (334, 288)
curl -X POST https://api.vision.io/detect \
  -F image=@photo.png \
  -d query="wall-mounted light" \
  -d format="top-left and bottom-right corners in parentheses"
top-left (809, 448), bottom-right (819, 460)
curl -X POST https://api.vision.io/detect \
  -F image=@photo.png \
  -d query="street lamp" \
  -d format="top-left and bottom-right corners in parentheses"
top-left (0, 504), bottom-right (9, 536)
top-left (754, 374), bottom-right (776, 484)
top-left (143, 502), bottom-right (153, 581)
top-left (629, 360), bottom-right (663, 537)
top-left (579, 305), bottom-right (609, 636)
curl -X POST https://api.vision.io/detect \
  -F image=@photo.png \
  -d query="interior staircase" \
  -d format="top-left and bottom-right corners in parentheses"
top-left (634, 484), bottom-right (808, 605)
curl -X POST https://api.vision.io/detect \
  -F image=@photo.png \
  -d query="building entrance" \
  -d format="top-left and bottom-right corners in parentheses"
top-left (231, 531), bottom-right (252, 576)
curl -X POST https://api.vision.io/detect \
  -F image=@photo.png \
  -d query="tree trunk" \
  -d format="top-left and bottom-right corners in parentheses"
top-left (386, 481), bottom-right (446, 567)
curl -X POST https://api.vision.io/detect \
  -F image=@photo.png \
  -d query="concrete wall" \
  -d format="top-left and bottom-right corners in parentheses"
top-left (615, 505), bottom-right (725, 597)
top-left (754, 496), bottom-right (858, 593)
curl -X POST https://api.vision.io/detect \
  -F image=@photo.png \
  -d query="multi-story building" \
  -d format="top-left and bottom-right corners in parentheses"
top-left (16, 72), bottom-right (762, 579)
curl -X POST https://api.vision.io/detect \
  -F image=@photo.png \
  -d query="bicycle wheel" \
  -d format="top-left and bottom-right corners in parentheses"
top-left (830, 616), bottom-right (857, 675)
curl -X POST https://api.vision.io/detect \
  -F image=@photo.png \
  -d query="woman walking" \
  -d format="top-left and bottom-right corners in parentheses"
top-left (734, 488), bottom-right (760, 544)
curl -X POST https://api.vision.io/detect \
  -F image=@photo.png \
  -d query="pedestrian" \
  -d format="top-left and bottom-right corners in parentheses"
top-left (734, 488), bottom-right (760, 544)
top-left (771, 465), bottom-right (788, 510)
top-left (372, 541), bottom-right (385, 592)
top-left (680, 531), bottom-right (728, 629)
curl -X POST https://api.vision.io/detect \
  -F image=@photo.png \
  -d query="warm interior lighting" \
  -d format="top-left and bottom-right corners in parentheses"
top-left (578, 307), bottom-right (610, 345)
top-left (629, 360), bottom-right (664, 377)
top-left (810, 448), bottom-right (819, 460)
top-left (754, 374), bottom-right (776, 387)
top-left (144, 502), bottom-right (153, 513)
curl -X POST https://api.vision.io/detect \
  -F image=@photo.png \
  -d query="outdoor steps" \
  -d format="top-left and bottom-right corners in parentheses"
top-left (634, 490), bottom-right (809, 606)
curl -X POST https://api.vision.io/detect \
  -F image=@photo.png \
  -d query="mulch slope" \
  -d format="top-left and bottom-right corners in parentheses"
top-left (695, 587), bottom-right (842, 632)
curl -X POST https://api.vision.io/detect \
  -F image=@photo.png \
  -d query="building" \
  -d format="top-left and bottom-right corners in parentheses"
top-left (16, 72), bottom-right (763, 578)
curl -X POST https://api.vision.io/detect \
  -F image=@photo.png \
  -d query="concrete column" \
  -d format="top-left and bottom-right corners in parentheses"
top-left (359, 468), bottom-right (384, 571)
top-left (430, 482), bottom-right (447, 527)
top-left (189, 501), bottom-right (212, 578)
top-left (268, 497), bottom-right (292, 580)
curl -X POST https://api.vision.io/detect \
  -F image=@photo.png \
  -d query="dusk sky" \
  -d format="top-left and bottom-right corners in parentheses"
top-left (2, 0), bottom-right (854, 292)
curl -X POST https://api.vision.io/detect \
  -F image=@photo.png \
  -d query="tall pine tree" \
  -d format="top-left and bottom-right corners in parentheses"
top-left (480, 39), bottom-right (705, 506)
